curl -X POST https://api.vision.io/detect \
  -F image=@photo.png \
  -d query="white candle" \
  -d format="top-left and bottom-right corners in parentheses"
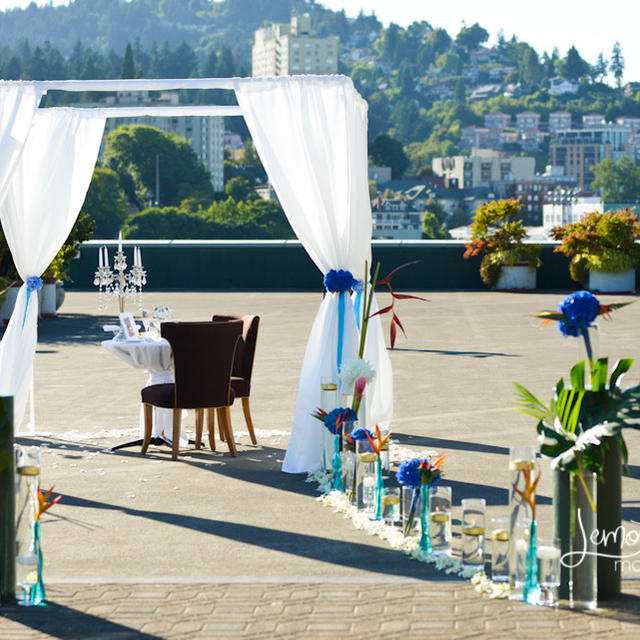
top-left (138, 247), bottom-right (143, 268)
top-left (98, 246), bottom-right (104, 267)
top-left (135, 247), bottom-right (141, 267)
top-left (118, 230), bottom-right (123, 254)
top-left (103, 247), bottom-right (109, 267)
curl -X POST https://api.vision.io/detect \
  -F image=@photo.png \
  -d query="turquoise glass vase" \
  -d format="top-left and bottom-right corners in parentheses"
top-left (523, 520), bottom-right (540, 605)
top-left (374, 457), bottom-right (383, 520)
top-left (419, 485), bottom-right (433, 553)
top-left (331, 435), bottom-right (343, 491)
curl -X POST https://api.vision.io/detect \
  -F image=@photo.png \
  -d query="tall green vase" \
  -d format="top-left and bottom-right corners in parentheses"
top-left (597, 436), bottom-right (621, 600)
top-left (553, 469), bottom-right (571, 600)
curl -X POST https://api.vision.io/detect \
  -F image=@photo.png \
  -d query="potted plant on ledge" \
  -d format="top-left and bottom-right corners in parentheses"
top-left (551, 208), bottom-right (640, 293)
top-left (464, 199), bottom-right (541, 290)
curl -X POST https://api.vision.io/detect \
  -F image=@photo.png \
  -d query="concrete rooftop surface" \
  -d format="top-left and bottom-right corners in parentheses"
top-left (2, 289), bottom-right (640, 639)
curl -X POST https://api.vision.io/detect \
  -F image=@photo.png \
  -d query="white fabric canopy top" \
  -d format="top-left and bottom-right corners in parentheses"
top-left (0, 76), bottom-right (392, 469)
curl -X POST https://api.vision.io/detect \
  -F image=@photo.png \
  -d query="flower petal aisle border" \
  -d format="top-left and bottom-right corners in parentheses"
top-left (306, 442), bottom-right (510, 599)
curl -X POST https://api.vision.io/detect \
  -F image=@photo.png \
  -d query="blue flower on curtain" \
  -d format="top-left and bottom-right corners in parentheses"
top-left (324, 269), bottom-right (358, 293)
top-left (557, 290), bottom-right (600, 337)
top-left (26, 276), bottom-right (43, 292)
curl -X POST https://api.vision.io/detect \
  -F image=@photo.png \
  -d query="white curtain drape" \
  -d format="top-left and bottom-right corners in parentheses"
top-left (0, 108), bottom-right (106, 424)
top-left (234, 75), bottom-right (393, 474)
top-left (0, 83), bottom-right (43, 201)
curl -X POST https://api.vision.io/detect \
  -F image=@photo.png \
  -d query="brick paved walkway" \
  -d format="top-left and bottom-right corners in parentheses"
top-left (2, 582), bottom-right (640, 639)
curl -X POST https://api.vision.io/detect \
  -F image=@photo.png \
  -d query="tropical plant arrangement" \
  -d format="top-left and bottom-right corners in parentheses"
top-left (550, 208), bottom-right (640, 287)
top-left (464, 199), bottom-right (541, 288)
top-left (513, 291), bottom-right (638, 503)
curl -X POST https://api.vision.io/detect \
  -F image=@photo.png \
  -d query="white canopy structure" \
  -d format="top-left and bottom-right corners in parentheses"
top-left (0, 75), bottom-right (393, 474)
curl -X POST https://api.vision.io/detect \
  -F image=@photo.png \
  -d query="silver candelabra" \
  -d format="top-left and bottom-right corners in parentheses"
top-left (94, 232), bottom-right (147, 313)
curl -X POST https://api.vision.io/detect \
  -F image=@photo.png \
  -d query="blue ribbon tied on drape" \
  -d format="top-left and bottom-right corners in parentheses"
top-left (324, 269), bottom-right (360, 374)
top-left (23, 276), bottom-right (43, 328)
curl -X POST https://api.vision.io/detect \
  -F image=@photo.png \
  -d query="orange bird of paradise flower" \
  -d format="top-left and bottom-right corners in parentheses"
top-left (364, 423), bottom-right (392, 457)
top-left (512, 465), bottom-right (540, 521)
top-left (35, 486), bottom-right (61, 522)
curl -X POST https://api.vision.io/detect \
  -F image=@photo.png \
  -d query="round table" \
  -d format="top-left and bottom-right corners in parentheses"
top-left (101, 337), bottom-right (188, 446)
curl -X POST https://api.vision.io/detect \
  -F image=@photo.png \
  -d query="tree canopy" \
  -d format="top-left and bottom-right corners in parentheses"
top-left (592, 157), bottom-right (640, 203)
top-left (103, 124), bottom-right (214, 208)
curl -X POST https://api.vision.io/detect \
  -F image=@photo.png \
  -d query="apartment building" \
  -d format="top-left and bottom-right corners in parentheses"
top-left (252, 14), bottom-right (339, 77)
top-left (504, 166), bottom-right (577, 226)
top-left (515, 111), bottom-right (541, 134)
top-left (484, 112), bottom-right (510, 130)
top-left (550, 125), bottom-right (634, 190)
top-left (549, 111), bottom-right (572, 134)
top-left (432, 150), bottom-right (535, 189)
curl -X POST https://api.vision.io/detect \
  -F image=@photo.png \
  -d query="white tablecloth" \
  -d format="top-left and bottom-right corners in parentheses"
top-left (101, 337), bottom-right (188, 445)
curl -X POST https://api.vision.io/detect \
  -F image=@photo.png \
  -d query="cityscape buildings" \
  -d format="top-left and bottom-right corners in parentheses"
top-left (252, 14), bottom-right (339, 77)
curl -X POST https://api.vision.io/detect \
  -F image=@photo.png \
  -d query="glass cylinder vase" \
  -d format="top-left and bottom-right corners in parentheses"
top-left (570, 468), bottom-right (597, 610)
top-left (320, 377), bottom-right (338, 472)
top-left (430, 486), bottom-right (452, 556)
top-left (508, 446), bottom-right (536, 599)
top-left (356, 439), bottom-right (377, 512)
top-left (401, 485), bottom-right (420, 536)
top-left (15, 448), bottom-right (44, 606)
top-left (341, 446), bottom-right (355, 500)
top-left (461, 498), bottom-right (485, 570)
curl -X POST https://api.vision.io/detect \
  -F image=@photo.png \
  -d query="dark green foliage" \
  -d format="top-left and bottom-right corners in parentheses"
top-left (421, 211), bottom-right (450, 239)
top-left (122, 197), bottom-right (294, 240)
top-left (81, 167), bottom-right (130, 239)
top-left (103, 124), bottom-right (214, 208)
top-left (592, 157), bottom-right (640, 203)
top-left (121, 42), bottom-right (135, 79)
top-left (369, 134), bottom-right (409, 179)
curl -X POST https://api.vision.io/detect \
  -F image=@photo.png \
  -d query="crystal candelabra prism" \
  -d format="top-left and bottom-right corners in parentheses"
top-left (94, 232), bottom-right (146, 313)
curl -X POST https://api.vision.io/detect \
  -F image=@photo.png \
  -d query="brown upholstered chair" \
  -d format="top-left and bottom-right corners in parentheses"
top-left (141, 321), bottom-right (242, 460)
top-left (211, 314), bottom-right (260, 445)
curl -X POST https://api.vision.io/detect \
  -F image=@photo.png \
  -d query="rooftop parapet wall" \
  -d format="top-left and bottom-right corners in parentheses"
top-left (68, 239), bottom-right (606, 292)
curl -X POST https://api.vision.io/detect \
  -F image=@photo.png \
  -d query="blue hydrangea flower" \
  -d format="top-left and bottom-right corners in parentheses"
top-left (323, 407), bottom-right (357, 434)
top-left (324, 269), bottom-right (357, 293)
top-left (396, 458), bottom-right (426, 488)
top-left (349, 427), bottom-right (373, 441)
top-left (557, 290), bottom-right (600, 338)
top-left (396, 457), bottom-right (442, 489)
top-left (26, 276), bottom-right (43, 292)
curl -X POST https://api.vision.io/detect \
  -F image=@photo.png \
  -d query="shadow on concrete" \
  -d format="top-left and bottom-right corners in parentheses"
top-left (392, 432), bottom-right (510, 457)
top-left (57, 493), bottom-right (453, 582)
top-left (391, 347), bottom-right (521, 358)
top-left (18, 436), bottom-right (316, 499)
top-left (35, 313), bottom-right (113, 345)
top-left (0, 601), bottom-right (161, 640)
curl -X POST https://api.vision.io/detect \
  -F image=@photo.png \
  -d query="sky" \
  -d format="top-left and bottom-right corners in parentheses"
top-left (0, 0), bottom-right (637, 82)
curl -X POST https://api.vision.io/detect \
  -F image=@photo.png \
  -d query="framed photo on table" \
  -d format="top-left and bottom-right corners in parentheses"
top-left (119, 312), bottom-right (139, 341)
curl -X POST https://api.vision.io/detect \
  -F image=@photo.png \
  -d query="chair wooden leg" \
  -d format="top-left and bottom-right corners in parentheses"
top-left (206, 408), bottom-right (216, 451)
top-left (218, 415), bottom-right (226, 442)
top-left (172, 408), bottom-right (181, 460)
top-left (241, 396), bottom-right (257, 445)
top-left (195, 408), bottom-right (204, 449)
top-left (217, 406), bottom-right (237, 457)
top-left (141, 403), bottom-right (153, 454)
